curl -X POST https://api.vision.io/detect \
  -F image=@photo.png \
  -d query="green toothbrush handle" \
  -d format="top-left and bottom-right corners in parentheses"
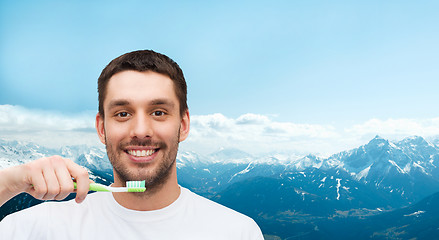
top-left (73, 182), bottom-right (110, 192)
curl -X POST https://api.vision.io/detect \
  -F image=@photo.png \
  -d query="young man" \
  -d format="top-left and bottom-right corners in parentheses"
top-left (0, 50), bottom-right (264, 239)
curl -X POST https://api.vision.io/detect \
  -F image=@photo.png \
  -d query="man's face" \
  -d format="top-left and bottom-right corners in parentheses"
top-left (96, 70), bottom-right (189, 191)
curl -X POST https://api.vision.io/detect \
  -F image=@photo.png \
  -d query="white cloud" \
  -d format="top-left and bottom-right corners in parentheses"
top-left (345, 118), bottom-right (439, 139)
top-left (0, 105), bottom-right (101, 148)
top-left (0, 105), bottom-right (95, 132)
top-left (236, 113), bottom-right (271, 125)
top-left (183, 114), bottom-right (439, 156)
top-left (185, 113), bottom-right (341, 155)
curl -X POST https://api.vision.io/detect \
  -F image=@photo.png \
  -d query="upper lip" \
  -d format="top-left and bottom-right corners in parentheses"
top-left (124, 146), bottom-right (159, 151)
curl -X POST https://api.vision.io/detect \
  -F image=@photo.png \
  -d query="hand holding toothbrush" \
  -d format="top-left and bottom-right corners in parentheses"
top-left (0, 156), bottom-right (91, 207)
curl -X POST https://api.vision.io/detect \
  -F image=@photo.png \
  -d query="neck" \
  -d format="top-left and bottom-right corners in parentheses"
top-left (111, 168), bottom-right (180, 211)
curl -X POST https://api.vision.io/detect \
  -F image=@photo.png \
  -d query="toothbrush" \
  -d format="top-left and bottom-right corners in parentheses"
top-left (74, 180), bottom-right (146, 192)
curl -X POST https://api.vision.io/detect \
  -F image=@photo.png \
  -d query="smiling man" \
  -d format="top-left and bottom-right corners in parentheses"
top-left (0, 50), bottom-right (264, 239)
top-left (98, 70), bottom-right (187, 211)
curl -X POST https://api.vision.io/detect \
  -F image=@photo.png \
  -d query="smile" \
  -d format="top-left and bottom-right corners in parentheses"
top-left (127, 149), bottom-right (157, 157)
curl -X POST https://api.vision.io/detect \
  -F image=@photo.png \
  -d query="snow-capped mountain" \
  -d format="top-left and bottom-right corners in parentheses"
top-left (328, 135), bottom-right (439, 178)
top-left (0, 139), bottom-right (112, 184)
top-left (321, 135), bottom-right (439, 205)
top-left (0, 139), bottom-right (56, 168)
top-left (62, 145), bottom-right (112, 173)
top-left (177, 135), bottom-right (439, 206)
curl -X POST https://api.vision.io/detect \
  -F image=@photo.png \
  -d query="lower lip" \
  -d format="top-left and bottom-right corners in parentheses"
top-left (126, 150), bottom-right (159, 163)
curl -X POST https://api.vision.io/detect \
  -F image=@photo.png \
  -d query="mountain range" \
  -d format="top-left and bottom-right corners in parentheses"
top-left (1, 135), bottom-right (439, 239)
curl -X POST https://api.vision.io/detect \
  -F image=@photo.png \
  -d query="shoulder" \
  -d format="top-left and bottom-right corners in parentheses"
top-left (180, 187), bottom-right (263, 237)
top-left (183, 187), bottom-right (246, 218)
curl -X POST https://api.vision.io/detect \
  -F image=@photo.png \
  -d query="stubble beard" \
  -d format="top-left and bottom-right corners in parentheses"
top-left (105, 130), bottom-right (180, 195)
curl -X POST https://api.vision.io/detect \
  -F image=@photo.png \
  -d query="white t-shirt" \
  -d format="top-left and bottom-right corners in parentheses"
top-left (0, 187), bottom-right (264, 239)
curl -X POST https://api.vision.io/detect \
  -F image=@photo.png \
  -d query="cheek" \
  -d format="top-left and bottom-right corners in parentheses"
top-left (154, 122), bottom-right (180, 140)
top-left (105, 122), bottom-right (128, 143)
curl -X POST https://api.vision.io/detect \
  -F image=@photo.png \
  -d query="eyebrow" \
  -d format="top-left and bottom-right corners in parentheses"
top-left (150, 99), bottom-right (175, 108)
top-left (108, 99), bottom-right (130, 110)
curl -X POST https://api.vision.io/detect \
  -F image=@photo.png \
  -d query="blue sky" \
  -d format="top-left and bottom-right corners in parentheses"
top-left (1, 1), bottom-right (439, 155)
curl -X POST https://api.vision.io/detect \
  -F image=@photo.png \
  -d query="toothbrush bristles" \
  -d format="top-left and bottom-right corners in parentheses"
top-left (126, 180), bottom-right (146, 192)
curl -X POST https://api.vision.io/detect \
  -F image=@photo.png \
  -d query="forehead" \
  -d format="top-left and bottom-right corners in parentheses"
top-left (104, 70), bottom-right (178, 108)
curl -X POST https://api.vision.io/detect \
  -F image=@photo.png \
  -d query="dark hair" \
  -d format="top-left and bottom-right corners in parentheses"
top-left (97, 50), bottom-right (188, 117)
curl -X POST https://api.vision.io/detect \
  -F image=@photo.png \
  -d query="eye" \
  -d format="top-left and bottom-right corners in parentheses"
top-left (115, 112), bottom-right (130, 118)
top-left (152, 111), bottom-right (165, 117)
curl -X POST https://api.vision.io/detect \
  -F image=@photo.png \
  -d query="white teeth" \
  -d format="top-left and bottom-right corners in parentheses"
top-left (128, 149), bottom-right (156, 157)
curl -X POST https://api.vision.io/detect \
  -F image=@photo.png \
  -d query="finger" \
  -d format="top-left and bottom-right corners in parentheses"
top-left (41, 165), bottom-right (61, 200)
top-left (28, 169), bottom-right (47, 200)
top-left (53, 162), bottom-right (75, 201)
top-left (65, 159), bottom-right (89, 203)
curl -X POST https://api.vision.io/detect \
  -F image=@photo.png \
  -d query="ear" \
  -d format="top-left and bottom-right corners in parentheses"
top-left (179, 110), bottom-right (190, 142)
top-left (96, 113), bottom-right (106, 145)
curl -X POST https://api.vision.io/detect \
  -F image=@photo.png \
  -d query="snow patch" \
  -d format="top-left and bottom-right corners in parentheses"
top-left (336, 178), bottom-right (342, 200)
top-left (389, 142), bottom-right (398, 149)
top-left (403, 163), bottom-right (412, 173)
top-left (355, 165), bottom-right (372, 181)
top-left (404, 210), bottom-right (425, 217)
top-left (388, 160), bottom-right (405, 174)
top-left (413, 162), bottom-right (429, 175)
top-left (228, 162), bottom-right (253, 183)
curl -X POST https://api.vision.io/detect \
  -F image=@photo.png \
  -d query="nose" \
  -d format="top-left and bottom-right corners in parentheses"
top-left (130, 114), bottom-right (153, 139)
